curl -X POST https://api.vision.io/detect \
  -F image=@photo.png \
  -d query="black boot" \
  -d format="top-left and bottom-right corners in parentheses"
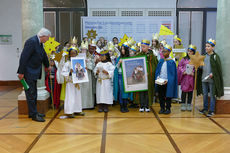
top-left (98, 104), bottom-right (103, 112)
top-left (120, 103), bottom-right (125, 113)
top-left (103, 104), bottom-right (109, 113)
top-left (124, 101), bottom-right (129, 112)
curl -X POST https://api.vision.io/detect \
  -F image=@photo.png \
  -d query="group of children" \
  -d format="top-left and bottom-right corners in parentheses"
top-left (45, 34), bottom-right (224, 118)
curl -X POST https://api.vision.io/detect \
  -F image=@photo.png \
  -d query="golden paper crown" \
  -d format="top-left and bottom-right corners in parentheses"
top-left (152, 33), bottom-right (159, 40)
top-left (141, 39), bottom-right (150, 46)
top-left (71, 36), bottom-right (78, 44)
top-left (164, 44), bottom-right (172, 52)
top-left (90, 39), bottom-right (96, 47)
top-left (99, 50), bottom-right (109, 56)
top-left (108, 41), bottom-right (115, 51)
top-left (174, 35), bottom-right (182, 42)
top-left (122, 41), bottom-right (130, 48)
top-left (68, 45), bottom-right (79, 53)
top-left (81, 41), bottom-right (88, 49)
top-left (188, 44), bottom-right (197, 52)
top-left (127, 37), bottom-right (136, 46)
top-left (160, 40), bottom-right (167, 46)
top-left (130, 46), bottom-right (138, 52)
top-left (137, 42), bottom-right (141, 47)
top-left (207, 38), bottom-right (216, 47)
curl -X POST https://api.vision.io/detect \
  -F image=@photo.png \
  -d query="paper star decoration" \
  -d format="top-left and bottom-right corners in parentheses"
top-left (86, 29), bottom-right (97, 39)
top-left (44, 37), bottom-right (60, 55)
top-left (189, 51), bottom-right (205, 70)
top-left (118, 34), bottom-right (129, 47)
top-left (159, 25), bottom-right (174, 36)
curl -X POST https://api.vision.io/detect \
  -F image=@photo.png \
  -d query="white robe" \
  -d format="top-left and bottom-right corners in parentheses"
top-left (62, 61), bottom-right (82, 114)
top-left (81, 54), bottom-right (95, 109)
top-left (93, 62), bottom-right (115, 104)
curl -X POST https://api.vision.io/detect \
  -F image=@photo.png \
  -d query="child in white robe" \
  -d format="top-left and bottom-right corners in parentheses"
top-left (94, 50), bottom-right (115, 112)
top-left (61, 47), bottom-right (84, 117)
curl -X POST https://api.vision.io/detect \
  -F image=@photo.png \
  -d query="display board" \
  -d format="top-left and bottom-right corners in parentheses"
top-left (81, 16), bottom-right (174, 45)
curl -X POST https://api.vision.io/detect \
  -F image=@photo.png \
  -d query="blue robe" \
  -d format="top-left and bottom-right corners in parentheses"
top-left (113, 56), bottom-right (133, 101)
top-left (155, 59), bottom-right (178, 98)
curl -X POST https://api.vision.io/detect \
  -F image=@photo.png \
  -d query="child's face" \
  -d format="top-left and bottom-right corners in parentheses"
top-left (187, 49), bottom-right (195, 56)
top-left (100, 55), bottom-right (106, 61)
top-left (81, 48), bottom-right (87, 53)
top-left (121, 46), bottom-right (125, 55)
top-left (173, 39), bottom-right (180, 46)
top-left (152, 40), bottom-right (157, 47)
top-left (70, 50), bottom-right (77, 57)
top-left (205, 43), bottom-right (214, 54)
top-left (129, 50), bottom-right (135, 56)
top-left (113, 38), bottom-right (118, 44)
top-left (141, 44), bottom-right (149, 53)
top-left (50, 60), bottom-right (55, 66)
top-left (162, 48), bottom-right (170, 58)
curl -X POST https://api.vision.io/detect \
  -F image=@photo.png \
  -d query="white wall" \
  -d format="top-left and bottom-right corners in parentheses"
top-left (0, 0), bottom-right (22, 81)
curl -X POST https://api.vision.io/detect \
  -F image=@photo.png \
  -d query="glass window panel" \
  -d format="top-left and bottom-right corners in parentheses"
top-left (206, 11), bottom-right (216, 41)
top-left (178, 11), bottom-right (190, 49)
top-left (73, 11), bottom-right (84, 43)
top-left (191, 11), bottom-right (203, 53)
top-left (44, 0), bottom-right (85, 8)
top-left (59, 12), bottom-right (70, 46)
top-left (44, 12), bottom-right (56, 37)
top-left (177, 0), bottom-right (217, 8)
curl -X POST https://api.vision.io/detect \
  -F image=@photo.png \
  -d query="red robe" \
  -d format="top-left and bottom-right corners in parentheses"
top-left (45, 68), bottom-right (61, 109)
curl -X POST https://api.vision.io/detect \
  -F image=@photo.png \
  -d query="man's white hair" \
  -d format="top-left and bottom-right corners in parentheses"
top-left (37, 28), bottom-right (51, 37)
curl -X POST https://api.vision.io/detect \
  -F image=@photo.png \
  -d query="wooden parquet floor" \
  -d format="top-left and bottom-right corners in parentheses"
top-left (1, 86), bottom-right (230, 153)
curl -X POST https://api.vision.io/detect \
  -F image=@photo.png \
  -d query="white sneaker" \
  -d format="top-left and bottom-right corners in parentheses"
top-left (145, 108), bottom-right (150, 112)
top-left (139, 107), bottom-right (144, 112)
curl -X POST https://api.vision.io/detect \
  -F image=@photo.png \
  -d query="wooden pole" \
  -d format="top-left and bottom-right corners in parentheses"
top-left (192, 69), bottom-right (198, 115)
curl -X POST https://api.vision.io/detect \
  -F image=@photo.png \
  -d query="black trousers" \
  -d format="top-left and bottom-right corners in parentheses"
top-left (25, 78), bottom-right (38, 117)
top-left (139, 91), bottom-right (149, 108)
top-left (158, 84), bottom-right (171, 110)
top-left (181, 91), bottom-right (193, 104)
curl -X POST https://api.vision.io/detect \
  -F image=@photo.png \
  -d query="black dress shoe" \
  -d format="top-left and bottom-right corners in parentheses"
top-left (32, 115), bottom-right (45, 122)
top-left (164, 109), bottom-right (171, 114)
top-left (37, 112), bottom-right (45, 117)
top-left (158, 109), bottom-right (165, 114)
top-left (29, 113), bottom-right (45, 118)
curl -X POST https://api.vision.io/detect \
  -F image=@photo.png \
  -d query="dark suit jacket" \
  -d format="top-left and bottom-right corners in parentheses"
top-left (17, 35), bottom-right (49, 80)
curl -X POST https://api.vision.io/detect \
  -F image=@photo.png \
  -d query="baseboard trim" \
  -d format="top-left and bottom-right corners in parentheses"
top-left (0, 80), bottom-right (21, 86)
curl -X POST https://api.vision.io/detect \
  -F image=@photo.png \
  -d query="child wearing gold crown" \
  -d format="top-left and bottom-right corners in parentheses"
top-left (155, 44), bottom-right (178, 114)
top-left (137, 39), bottom-right (158, 112)
top-left (94, 50), bottom-right (115, 112)
top-left (113, 44), bottom-right (133, 113)
top-left (177, 45), bottom-right (196, 111)
top-left (198, 39), bottom-right (224, 117)
top-left (151, 33), bottom-right (161, 60)
top-left (79, 40), bottom-right (95, 109)
top-left (61, 47), bottom-right (84, 118)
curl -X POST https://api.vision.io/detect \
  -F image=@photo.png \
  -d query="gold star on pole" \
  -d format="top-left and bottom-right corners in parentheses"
top-left (54, 51), bottom-right (63, 63)
top-left (44, 37), bottom-right (60, 55)
top-left (118, 34), bottom-right (129, 47)
top-left (86, 29), bottom-right (97, 40)
top-left (189, 51), bottom-right (205, 70)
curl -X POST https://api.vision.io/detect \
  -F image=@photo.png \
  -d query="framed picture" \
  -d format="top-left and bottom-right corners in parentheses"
top-left (71, 57), bottom-right (89, 83)
top-left (121, 56), bottom-right (148, 92)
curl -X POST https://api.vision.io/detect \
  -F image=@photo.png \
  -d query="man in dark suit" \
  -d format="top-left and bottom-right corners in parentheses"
top-left (17, 28), bottom-right (51, 122)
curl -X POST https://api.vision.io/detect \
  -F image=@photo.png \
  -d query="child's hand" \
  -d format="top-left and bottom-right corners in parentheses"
top-left (163, 81), bottom-right (168, 84)
top-left (18, 74), bottom-right (24, 80)
top-left (183, 71), bottom-right (186, 75)
top-left (209, 73), bottom-right (213, 78)
top-left (118, 59), bottom-right (122, 64)
top-left (102, 70), bottom-right (109, 75)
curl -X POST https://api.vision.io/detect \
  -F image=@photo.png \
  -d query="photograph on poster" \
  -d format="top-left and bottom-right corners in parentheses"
top-left (71, 57), bottom-right (89, 83)
top-left (122, 56), bottom-right (148, 92)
